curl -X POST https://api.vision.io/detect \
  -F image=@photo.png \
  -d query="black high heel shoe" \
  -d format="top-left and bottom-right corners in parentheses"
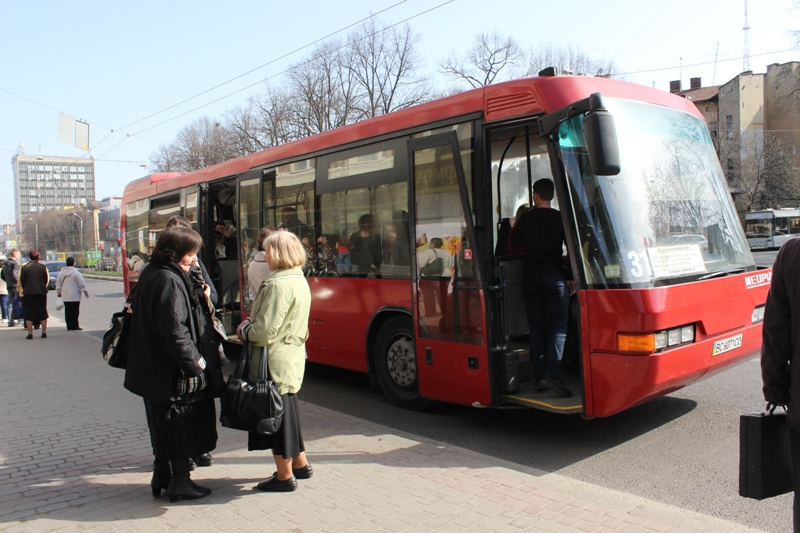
top-left (150, 463), bottom-right (172, 497)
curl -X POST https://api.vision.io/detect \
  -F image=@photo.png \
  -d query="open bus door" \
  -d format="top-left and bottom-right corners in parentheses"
top-left (408, 134), bottom-right (491, 407)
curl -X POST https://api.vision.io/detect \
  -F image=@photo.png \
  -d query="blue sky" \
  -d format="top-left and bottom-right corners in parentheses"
top-left (1, 0), bottom-right (797, 227)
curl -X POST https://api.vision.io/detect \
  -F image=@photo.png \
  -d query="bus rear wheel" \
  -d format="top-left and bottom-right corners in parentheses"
top-left (374, 315), bottom-right (431, 411)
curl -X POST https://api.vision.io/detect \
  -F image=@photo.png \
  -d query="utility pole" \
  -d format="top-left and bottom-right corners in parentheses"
top-left (27, 218), bottom-right (38, 252)
top-left (72, 213), bottom-right (84, 267)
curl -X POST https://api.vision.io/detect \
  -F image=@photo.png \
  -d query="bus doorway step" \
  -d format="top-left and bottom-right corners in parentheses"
top-left (501, 374), bottom-right (584, 414)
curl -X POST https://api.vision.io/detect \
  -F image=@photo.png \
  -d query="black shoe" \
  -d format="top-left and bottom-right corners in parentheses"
top-left (195, 453), bottom-right (213, 467)
top-left (293, 464), bottom-right (313, 479)
top-left (535, 380), bottom-right (548, 393)
top-left (167, 472), bottom-right (211, 502)
top-left (41, 332), bottom-right (46, 339)
top-left (271, 464), bottom-right (313, 480)
top-left (255, 475), bottom-right (297, 492)
top-left (543, 377), bottom-right (573, 398)
top-left (26, 334), bottom-right (32, 340)
top-left (187, 458), bottom-right (197, 471)
top-left (150, 463), bottom-right (172, 497)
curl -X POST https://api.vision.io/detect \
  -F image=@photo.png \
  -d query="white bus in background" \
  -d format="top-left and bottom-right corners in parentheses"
top-left (744, 209), bottom-right (800, 249)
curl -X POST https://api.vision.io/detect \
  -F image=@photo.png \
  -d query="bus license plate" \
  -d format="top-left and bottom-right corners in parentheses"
top-left (712, 334), bottom-right (743, 356)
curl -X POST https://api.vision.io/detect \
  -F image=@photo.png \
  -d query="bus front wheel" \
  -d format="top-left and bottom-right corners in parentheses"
top-left (374, 315), bottom-right (431, 411)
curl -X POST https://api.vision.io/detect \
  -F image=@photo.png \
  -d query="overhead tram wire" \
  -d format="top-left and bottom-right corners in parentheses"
top-left (3, 2), bottom-right (412, 161)
top-left (619, 49), bottom-right (794, 76)
top-left (113, 0), bottom-right (411, 134)
top-left (609, 0), bottom-right (676, 60)
top-left (96, 0), bottom-right (455, 160)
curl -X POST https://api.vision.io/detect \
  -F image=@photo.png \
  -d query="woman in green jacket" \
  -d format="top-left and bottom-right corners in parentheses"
top-left (237, 230), bottom-right (312, 492)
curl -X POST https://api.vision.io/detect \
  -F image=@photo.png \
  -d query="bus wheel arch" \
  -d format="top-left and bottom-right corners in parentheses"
top-left (369, 311), bottom-right (432, 411)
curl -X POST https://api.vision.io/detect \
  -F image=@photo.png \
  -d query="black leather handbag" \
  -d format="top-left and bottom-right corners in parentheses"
top-left (739, 405), bottom-right (793, 500)
top-left (220, 341), bottom-right (283, 435)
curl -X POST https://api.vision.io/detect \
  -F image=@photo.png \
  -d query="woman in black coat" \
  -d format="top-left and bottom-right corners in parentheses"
top-left (124, 226), bottom-right (223, 502)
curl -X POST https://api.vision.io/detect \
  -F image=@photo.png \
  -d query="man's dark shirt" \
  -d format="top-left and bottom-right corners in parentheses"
top-left (509, 207), bottom-right (568, 282)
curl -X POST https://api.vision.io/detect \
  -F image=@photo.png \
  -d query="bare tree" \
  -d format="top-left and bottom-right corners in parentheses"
top-left (26, 208), bottom-right (95, 255)
top-left (523, 43), bottom-right (620, 78)
top-left (347, 19), bottom-right (430, 117)
top-left (440, 31), bottom-right (522, 89)
top-left (148, 144), bottom-right (180, 173)
top-left (733, 131), bottom-right (799, 212)
top-left (287, 40), bottom-right (359, 136)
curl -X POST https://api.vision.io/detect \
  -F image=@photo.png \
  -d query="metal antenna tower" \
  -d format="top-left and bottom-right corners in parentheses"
top-left (743, 0), bottom-right (751, 71)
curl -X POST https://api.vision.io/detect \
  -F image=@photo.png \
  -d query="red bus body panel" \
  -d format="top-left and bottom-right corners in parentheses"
top-left (583, 270), bottom-right (771, 417)
top-left (305, 277), bottom-right (410, 372)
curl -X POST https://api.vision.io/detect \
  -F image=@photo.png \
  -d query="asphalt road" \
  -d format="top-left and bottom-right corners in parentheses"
top-left (71, 272), bottom-right (788, 532)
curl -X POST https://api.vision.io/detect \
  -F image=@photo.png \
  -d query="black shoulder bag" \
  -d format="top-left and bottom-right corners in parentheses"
top-left (220, 340), bottom-right (283, 435)
top-left (101, 287), bottom-right (135, 369)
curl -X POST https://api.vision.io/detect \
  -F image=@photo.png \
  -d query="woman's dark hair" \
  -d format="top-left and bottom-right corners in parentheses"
top-left (28, 249), bottom-right (40, 261)
top-left (66, 257), bottom-right (75, 266)
top-left (151, 226), bottom-right (203, 265)
top-left (166, 215), bottom-right (192, 229)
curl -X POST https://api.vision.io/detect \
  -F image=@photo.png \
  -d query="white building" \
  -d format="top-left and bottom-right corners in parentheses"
top-left (11, 153), bottom-right (96, 230)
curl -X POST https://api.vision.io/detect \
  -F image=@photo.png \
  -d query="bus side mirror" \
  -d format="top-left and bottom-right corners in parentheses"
top-left (582, 97), bottom-right (621, 176)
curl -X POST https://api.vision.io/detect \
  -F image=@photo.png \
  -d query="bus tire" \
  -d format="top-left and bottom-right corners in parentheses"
top-left (374, 315), bottom-right (431, 411)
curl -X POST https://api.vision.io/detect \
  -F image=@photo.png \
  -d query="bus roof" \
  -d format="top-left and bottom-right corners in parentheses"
top-left (123, 76), bottom-right (702, 204)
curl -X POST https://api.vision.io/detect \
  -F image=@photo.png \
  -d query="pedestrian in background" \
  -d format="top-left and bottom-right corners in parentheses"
top-left (55, 257), bottom-right (89, 331)
top-left (761, 237), bottom-right (800, 531)
top-left (237, 230), bottom-right (312, 492)
top-left (0, 256), bottom-right (7, 323)
top-left (3, 249), bottom-right (21, 326)
top-left (18, 249), bottom-right (49, 340)
top-left (124, 226), bottom-right (219, 502)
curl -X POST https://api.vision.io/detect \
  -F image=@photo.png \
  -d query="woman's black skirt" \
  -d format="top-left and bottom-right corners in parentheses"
top-left (144, 397), bottom-right (217, 460)
top-left (248, 393), bottom-right (305, 458)
top-left (23, 294), bottom-right (48, 323)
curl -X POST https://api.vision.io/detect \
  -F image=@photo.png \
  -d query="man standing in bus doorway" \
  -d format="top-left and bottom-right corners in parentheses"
top-left (510, 179), bottom-right (575, 398)
top-left (761, 237), bottom-right (800, 531)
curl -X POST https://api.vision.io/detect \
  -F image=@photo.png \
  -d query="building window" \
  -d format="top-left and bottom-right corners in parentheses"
top-left (726, 115), bottom-right (733, 139)
top-left (705, 106), bottom-right (712, 112)
top-left (727, 159), bottom-right (734, 182)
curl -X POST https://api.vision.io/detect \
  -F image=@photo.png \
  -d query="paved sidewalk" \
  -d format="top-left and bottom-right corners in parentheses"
top-left (0, 320), bottom-right (763, 532)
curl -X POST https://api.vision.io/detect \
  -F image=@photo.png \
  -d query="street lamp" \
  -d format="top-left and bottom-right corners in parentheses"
top-left (72, 213), bottom-right (84, 267)
top-left (27, 218), bottom-right (38, 251)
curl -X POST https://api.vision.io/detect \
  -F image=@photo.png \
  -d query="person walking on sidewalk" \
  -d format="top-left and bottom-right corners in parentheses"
top-left (55, 257), bottom-right (89, 331)
top-left (124, 227), bottom-right (218, 503)
top-left (3, 249), bottom-right (21, 326)
top-left (510, 179), bottom-right (575, 398)
top-left (237, 230), bottom-right (312, 493)
top-left (18, 250), bottom-right (49, 340)
top-left (0, 256), bottom-right (8, 323)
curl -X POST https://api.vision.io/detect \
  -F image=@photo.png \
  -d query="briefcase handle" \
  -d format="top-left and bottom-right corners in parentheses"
top-left (766, 403), bottom-right (787, 415)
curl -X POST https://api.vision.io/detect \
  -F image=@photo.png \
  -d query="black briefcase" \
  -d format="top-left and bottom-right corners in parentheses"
top-left (739, 409), bottom-right (793, 500)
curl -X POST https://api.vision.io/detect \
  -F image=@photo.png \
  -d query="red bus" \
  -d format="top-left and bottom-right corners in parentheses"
top-left (121, 73), bottom-right (770, 417)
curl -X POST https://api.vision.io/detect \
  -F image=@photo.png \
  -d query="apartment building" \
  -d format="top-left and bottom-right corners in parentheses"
top-left (10, 153), bottom-right (96, 230)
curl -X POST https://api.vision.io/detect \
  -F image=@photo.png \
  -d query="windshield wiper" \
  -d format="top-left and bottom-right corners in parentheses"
top-left (698, 268), bottom-right (747, 281)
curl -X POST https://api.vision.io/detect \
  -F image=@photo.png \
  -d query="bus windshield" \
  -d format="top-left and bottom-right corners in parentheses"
top-left (558, 98), bottom-right (754, 288)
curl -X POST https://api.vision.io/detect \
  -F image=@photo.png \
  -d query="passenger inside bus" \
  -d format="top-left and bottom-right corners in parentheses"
top-left (351, 213), bottom-right (382, 278)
